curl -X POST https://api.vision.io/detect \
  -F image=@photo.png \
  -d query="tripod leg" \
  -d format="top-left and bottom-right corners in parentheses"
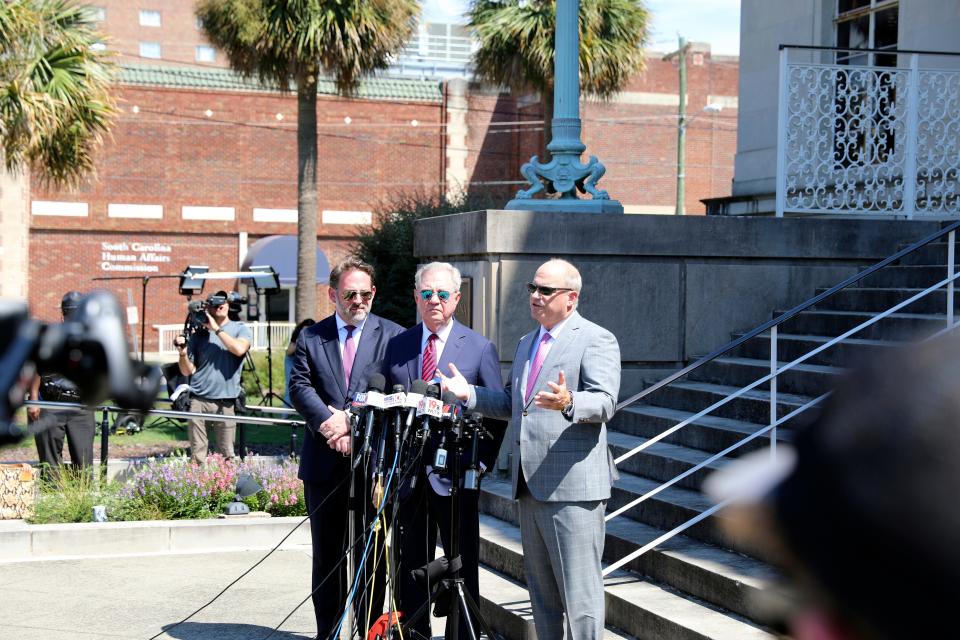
top-left (459, 586), bottom-right (498, 640)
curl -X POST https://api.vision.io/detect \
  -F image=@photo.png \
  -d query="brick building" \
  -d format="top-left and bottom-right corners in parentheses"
top-left (20, 6), bottom-right (737, 352)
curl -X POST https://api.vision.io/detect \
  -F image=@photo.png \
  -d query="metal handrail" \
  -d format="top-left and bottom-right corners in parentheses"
top-left (616, 219), bottom-right (960, 412)
top-left (778, 44), bottom-right (960, 57)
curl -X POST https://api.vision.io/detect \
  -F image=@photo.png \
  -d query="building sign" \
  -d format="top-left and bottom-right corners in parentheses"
top-left (100, 241), bottom-right (172, 272)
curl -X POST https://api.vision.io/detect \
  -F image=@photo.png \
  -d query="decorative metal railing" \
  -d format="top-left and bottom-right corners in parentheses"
top-left (155, 322), bottom-right (294, 355)
top-left (603, 220), bottom-right (960, 575)
top-left (776, 46), bottom-right (960, 217)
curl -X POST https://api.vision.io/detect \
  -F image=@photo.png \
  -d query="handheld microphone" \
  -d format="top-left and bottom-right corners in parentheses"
top-left (402, 379), bottom-right (427, 442)
top-left (464, 412), bottom-right (483, 490)
top-left (361, 373), bottom-right (386, 458)
top-left (411, 384), bottom-right (441, 489)
top-left (434, 391), bottom-right (461, 471)
top-left (382, 384), bottom-right (405, 462)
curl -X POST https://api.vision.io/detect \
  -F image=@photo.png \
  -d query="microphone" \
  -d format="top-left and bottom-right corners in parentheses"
top-left (410, 384), bottom-right (442, 489)
top-left (434, 391), bottom-right (461, 471)
top-left (464, 412), bottom-right (483, 490)
top-left (403, 379), bottom-right (427, 441)
top-left (381, 384), bottom-right (405, 464)
top-left (361, 373), bottom-right (386, 458)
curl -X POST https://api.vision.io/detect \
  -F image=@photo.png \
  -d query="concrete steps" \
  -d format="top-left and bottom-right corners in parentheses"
top-left (780, 308), bottom-right (946, 340)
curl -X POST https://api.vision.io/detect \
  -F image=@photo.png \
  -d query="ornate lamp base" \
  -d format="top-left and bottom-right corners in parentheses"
top-left (505, 153), bottom-right (624, 215)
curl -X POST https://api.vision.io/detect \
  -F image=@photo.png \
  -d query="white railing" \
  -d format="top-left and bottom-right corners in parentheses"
top-left (602, 224), bottom-right (960, 575)
top-left (154, 322), bottom-right (294, 356)
top-left (776, 46), bottom-right (960, 217)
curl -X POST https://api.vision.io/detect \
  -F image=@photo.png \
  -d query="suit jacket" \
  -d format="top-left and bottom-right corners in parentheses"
top-left (383, 319), bottom-right (506, 475)
top-left (290, 312), bottom-right (404, 484)
top-left (471, 311), bottom-right (621, 502)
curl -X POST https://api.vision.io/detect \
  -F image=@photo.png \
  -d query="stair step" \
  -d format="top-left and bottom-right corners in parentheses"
top-left (731, 332), bottom-right (895, 368)
top-left (857, 265), bottom-right (954, 288)
top-left (648, 380), bottom-right (815, 427)
top-left (610, 404), bottom-right (787, 456)
top-left (690, 356), bottom-right (841, 397)
top-left (477, 509), bottom-right (774, 639)
top-left (780, 308), bottom-right (946, 341)
top-left (897, 242), bottom-right (960, 265)
top-left (813, 286), bottom-right (960, 314)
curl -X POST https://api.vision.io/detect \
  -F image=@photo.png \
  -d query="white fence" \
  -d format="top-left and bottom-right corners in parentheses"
top-left (777, 46), bottom-right (960, 217)
top-left (155, 322), bottom-right (295, 356)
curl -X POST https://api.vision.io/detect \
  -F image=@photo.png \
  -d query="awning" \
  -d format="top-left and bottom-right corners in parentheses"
top-left (241, 235), bottom-right (330, 287)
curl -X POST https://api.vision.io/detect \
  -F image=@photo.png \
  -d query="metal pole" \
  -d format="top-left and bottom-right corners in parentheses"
top-left (140, 276), bottom-right (148, 362)
top-left (948, 231), bottom-right (955, 328)
top-left (675, 36), bottom-right (687, 215)
top-left (99, 409), bottom-right (110, 484)
top-left (775, 48), bottom-right (789, 217)
top-left (769, 325), bottom-right (778, 460)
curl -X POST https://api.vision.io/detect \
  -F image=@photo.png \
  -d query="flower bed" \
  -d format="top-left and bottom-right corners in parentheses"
top-left (29, 453), bottom-right (306, 523)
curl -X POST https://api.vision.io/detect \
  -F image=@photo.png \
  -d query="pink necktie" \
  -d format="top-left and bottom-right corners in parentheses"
top-left (422, 333), bottom-right (438, 381)
top-left (343, 325), bottom-right (357, 387)
top-left (525, 333), bottom-right (551, 402)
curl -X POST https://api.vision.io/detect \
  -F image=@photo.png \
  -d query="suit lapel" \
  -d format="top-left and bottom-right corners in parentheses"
top-left (515, 330), bottom-right (537, 412)
top-left (437, 320), bottom-right (466, 377)
top-left (405, 323), bottom-right (423, 384)
top-left (348, 315), bottom-right (379, 392)
top-left (524, 312), bottom-right (582, 409)
top-left (319, 318), bottom-right (347, 399)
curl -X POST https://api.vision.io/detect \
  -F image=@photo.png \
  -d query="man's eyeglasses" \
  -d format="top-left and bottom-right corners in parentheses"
top-left (526, 282), bottom-right (573, 297)
top-left (419, 289), bottom-right (453, 302)
top-left (341, 290), bottom-right (373, 302)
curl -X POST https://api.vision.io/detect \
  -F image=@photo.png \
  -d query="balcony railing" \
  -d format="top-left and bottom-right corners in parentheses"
top-left (154, 322), bottom-right (294, 357)
top-left (776, 45), bottom-right (960, 217)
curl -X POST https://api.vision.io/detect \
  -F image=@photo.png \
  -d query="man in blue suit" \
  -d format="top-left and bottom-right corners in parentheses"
top-left (383, 261), bottom-right (505, 640)
top-left (289, 258), bottom-right (404, 640)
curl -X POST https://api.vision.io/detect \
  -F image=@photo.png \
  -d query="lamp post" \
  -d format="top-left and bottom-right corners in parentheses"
top-left (505, 0), bottom-right (623, 214)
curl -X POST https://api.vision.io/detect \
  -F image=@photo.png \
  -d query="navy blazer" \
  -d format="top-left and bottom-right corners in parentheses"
top-left (290, 312), bottom-right (404, 484)
top-left (383, 320), bottom-right (506, 473)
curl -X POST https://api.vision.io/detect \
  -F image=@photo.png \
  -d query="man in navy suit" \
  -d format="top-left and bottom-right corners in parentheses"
top-left (383, 261), bottom-right (505, 639)
top-left (289, 258), bottom-right (404, 640)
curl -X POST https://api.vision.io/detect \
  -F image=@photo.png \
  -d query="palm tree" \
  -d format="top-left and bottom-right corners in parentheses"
top-left (469, 0), bottom-right (650, 156)
top-left (196, 0), bottom-right (419, 322)
top-left (0, 0), bottom-right (116, 187)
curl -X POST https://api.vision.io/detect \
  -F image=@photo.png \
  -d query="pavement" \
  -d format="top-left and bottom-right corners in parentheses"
top-left (0, 518), bottom-right (446, 640)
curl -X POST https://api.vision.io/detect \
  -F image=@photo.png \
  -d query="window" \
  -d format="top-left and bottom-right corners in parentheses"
top-left (195, 45), bottom-right (216, 63)
top-left (196, 17), bottom-right (204, 30)
top-left (88, 6), bottom-right (106, 22)
top-left (833, 0), bottom-right (899, 166)
top-left (90, 42), bottom-right (106, 51)
top-left (139, 9), bottom-right (161, 27)
top-left (139, 42), bottom-right (161, 59)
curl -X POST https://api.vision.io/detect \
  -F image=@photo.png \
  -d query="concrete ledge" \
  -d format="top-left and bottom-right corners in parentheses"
top-left (0, 516), bottom-right (311, 562)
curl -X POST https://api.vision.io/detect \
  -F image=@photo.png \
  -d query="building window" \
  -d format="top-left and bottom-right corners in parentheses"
top-left (91, 42), bottom-right (106, 51)
top-left (139, 9), bottom-right (161, 27)
top-left (195, 45), bottom-right (216, 63)
top-left (88, 6), bottom-right (106, 22)
top-left (139, 42), bottom-right (161, 59)
top-left (196, 17), bottom-right (204, 30)
top-left (836, 0), bottom-right (898, 66)
top-left (833, 0), bottom-right (899, 166)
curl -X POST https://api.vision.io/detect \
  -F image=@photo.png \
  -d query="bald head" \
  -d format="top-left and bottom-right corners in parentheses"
top-left (529, 259), bottom-right (581, 329)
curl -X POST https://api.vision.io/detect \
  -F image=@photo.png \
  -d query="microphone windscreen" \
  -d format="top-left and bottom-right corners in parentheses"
top-left (441, 390), bottom-right (458, 406)
top-left (410, 379), bottom-right (428, 395)
top-left (367, 373), bottom-right (386, 393)
top-left (426, 383), bottom-right (440, 398)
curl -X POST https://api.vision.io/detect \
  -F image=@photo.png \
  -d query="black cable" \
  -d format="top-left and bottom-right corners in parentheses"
top-left (146, 469), bottom-right (352, 640)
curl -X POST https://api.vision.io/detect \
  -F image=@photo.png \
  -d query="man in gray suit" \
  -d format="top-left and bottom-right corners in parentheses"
top-left (441, 258), bottom-right (621, 640)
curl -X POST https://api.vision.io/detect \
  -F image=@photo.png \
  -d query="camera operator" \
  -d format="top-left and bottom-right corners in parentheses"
top-left (28, 291), bottom-right (96, 482)
top-left (174, 290), bottom-right (251, 464)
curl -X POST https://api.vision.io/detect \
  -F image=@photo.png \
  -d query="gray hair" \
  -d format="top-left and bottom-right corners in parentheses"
top-left (415, 261), bottom-right (462, 291)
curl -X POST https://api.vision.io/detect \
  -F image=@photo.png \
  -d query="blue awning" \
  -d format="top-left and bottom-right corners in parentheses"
top-left (241, 235), bottom-right (330, 287)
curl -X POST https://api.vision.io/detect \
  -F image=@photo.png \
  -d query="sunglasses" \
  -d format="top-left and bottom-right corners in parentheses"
top-left (419, 289), bottom-right (453, 302)
top-left (341, 290), bottom-right (373, 302)
top-left (526, 282), bottom-right (573, 297)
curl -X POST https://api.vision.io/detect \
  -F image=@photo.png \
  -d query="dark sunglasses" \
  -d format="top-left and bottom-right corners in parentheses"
top-left (526, 282), bottom-right (573, 297)
top-left (341, 290), bottom-right (373, 302)
top-left (419, 289), bottom-right (453, 302)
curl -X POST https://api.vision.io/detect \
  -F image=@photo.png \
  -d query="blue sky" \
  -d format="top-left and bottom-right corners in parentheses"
top-left (421, 0), bottom-right (741, 56)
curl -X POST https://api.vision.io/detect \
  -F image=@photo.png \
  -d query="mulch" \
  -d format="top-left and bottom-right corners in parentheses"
top-left (0, 440), bottom-right (294, 464)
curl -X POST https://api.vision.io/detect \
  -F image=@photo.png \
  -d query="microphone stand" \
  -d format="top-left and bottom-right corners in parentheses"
top-left (398, 413), bottom-right (497, 640)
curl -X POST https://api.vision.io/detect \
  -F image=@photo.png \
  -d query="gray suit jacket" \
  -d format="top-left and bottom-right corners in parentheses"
top-left (471, 311), bottom-right (621, 502)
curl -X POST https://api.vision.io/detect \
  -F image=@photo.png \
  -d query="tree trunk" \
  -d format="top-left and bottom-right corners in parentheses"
top-left (295, 68), bottom-right (319, 322)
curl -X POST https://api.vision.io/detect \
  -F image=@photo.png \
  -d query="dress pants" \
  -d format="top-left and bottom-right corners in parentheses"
top-left (517, 474), bottom-right (607, 640)
top-left (33, 409), bottom-right (95, 482)
top-left (305, 459), bottom-right (386, 639)
top-left (395, 473), bottom-right (481, 640)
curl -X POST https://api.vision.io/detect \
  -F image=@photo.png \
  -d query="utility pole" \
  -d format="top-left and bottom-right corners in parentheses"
top-left (674, 36), bottom-right (688, 215)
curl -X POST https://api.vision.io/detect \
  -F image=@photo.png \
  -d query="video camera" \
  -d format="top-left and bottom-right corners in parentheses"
top-left (184, 293), bottom-right (227, 333)
top-left (0, 291), bottom-right (162, 445)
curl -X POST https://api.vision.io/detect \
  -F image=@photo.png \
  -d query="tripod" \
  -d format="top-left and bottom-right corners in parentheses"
top-left (257, 287), bottom-right (286, 407)
top-left (398, 413), bottom-right (498, 640)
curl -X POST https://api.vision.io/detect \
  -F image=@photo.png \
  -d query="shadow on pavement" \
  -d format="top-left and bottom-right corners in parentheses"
top-left (160, 621), bottom-right (311, 639)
